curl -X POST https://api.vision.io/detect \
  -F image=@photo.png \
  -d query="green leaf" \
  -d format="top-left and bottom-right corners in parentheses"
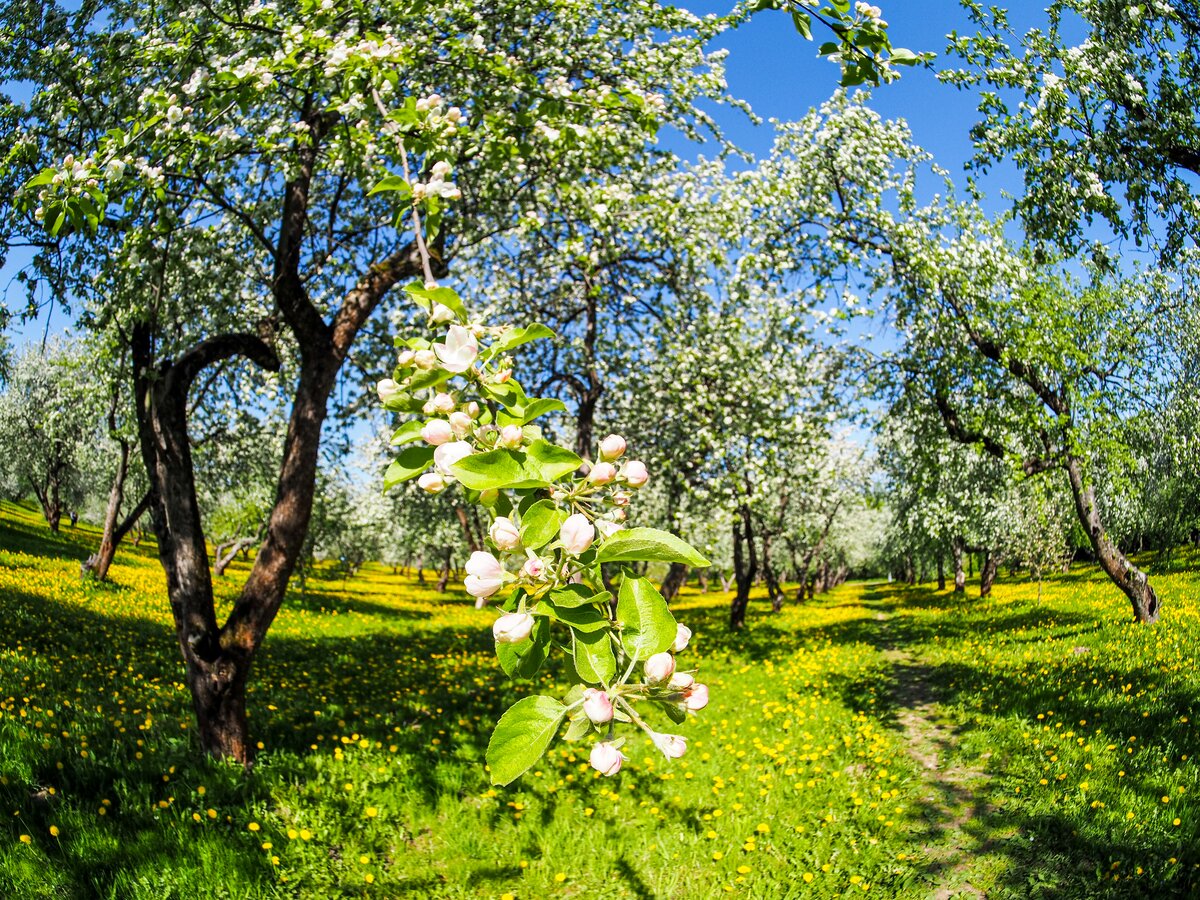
top-left (450, 441), bottom-right (582, 491)
top-left (616, 576), bottom-right (677, 660)
top-left (383, 446), bottom-right (435, 490)
top-left (520, 397), bottom-right (568, 424)
top-left (368, 175), bottom-right (412, 198)
top-left (791, 9), bottom-right (812, 39)
top-left (495, 614), bottom-right (549, 679)
top-left (496, 397), bottom-right (568, 427)
top-left (406, 367), bottom-right (452, 392)
top-left (450, 449), bottom-right (526, 491)
top-left (403, 281), bottom-right (467, 321)
top-left (389, 420), bottom-right (425, 446)
top-left (889, 48), bottom-right (921, 66)
top-left (520, 499), bottom-right (566, 549)
top-left (595, 528), bottom-right (710, 567)
top-left (486, 695), bottom-right (567, 786)
top-left (538, 599), bottom-right (609, 633)
top-left (524, 440), bottom-right (583, 482)
top-left (485, 324), bottom-right (555, 359)
top-left (572, 627), bottom-right (616, 684)
top-left (549, 584), bottom-right (611, 609)
top-left (563, 713), bottom-right (593, 742)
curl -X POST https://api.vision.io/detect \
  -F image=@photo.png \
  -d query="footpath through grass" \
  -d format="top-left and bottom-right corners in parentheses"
top-left (0, 500), bottom-right (1197, 898)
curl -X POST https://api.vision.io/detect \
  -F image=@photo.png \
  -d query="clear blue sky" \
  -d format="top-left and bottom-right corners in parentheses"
top-left (2, 1), bottom-right (1032, 347)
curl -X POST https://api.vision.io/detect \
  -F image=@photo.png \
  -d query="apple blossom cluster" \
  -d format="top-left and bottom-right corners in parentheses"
top-left (377, 284), bottom-right (711, 786)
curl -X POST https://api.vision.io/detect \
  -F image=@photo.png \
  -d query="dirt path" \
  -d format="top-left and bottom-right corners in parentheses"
top-left (875, 611), bottom-right (1008, 898)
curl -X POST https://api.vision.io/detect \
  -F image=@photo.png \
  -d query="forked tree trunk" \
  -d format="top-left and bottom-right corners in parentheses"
top-left (1065, 455), bottom-right (1159, 623)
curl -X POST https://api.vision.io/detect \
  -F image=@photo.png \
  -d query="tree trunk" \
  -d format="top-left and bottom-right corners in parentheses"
top-left (698, 569), bottom-right (709, 593)
top-left (455, 505), bottom-right (481, 552)
top-left (32, 475), bottom-right (64, 532)
top-left (937, 554), bottom-right (946, 591)
top-left (1064, 454), bottom-right (1159, 623)
top-left (719, 570), bottom-right (732, 594)
top-left (84, 481), bottom-right (150, 582)
top-left (729, 506), bottom-right (757, 630)
top-left (660, 562), bottom-right (690, 603)
top-left (953, 538), bottom-right (965, 594)
top-left (980, 551), bottom-right (998, 598)
top-left (134, 324), bottom-right (283, 765)
top-left (436, 547), bottom-right (453, 593)
top-left (573, 279), bottom-right (603, 460)
top-left (214, 534), bottom-right (262, 577)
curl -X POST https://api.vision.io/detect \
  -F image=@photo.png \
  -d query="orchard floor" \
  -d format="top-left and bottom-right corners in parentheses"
top-left (1, 502), bottom-right (1198, 898)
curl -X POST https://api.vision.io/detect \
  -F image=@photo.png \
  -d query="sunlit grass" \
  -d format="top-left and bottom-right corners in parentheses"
top-left (0, 499), bottom-right (1197, 897)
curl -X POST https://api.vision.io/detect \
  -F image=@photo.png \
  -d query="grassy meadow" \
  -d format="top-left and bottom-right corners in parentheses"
top-left (0, 499), bottom-right (1197, 898)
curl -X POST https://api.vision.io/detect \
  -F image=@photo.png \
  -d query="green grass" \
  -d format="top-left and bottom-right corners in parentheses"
top-left (0, 499), bottom-right (1197, 897)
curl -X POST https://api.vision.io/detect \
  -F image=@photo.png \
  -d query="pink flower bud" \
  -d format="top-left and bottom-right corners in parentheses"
top-left (449, 410), bottom-right (473, 437)
top-left (431, 302), bottom-right (455, 324)
top-left (611, 491), bottom-right (631, 507)
top-left (582, 688), bottom-right (614, 724)
top-left (499, 424), bottom-right (524, 449)
top-left (668, 671), bottom-right (695, 691)
top-left (522, 553), bottom-right (546, 579)
top-left (421, 419), bottom-right (454, 445)
top-left (413, 349), bottom-right (437, 370)
top-left (560, 513), bottom-right (595, 555)
top-left (465, 401), bottom-right (481, 419)
top-left (599, 434), bottom-right (627, 460)
top-left (397, 350), bottom-right (416, 367)
top-left (431, 392), bottom-right (455, 413)
top-left (377, 378), bottom-right (402, 404)
top-left (434, 440), bottom-right (473, 474)
top-left (493, 368), bottom-right (512, 384)
top-left (465, 551), bottom-right (505, 599)
top-left (623, 460), bottom-right (649, 488)
top-left (651, 733), bottom-right (687, 759)
top-left (671, 623), bottom-right (692, 653)
top-left (417, 472), bottom-right (446, 494)
top-left (643, 651), bottom-right (675, 684)
top-left (589, 461), bottom-right (617, 485)
top-left (489, 517), bottom-right (521, 550)
top-left (685, 683), bottom-right (709, 712)
top-left (492, 611), bottom-right (534, 643)
top-left (589, 741), bottom-right (625, 776)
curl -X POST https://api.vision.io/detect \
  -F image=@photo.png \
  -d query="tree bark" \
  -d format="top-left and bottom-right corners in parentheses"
top-left (214, 534), bottom-right (262, 577)
top-left (84, 438), bottom-right (130, 581)
top-left (980, 551), bottom-right (998, 598)
top-left (660, 562), bottom-right (690, 603)
top-left (1064, 454), bottom-right (1159, 623)
top-left (952, 537), bottom-right (965, 594)
top-left (936, 554), bottom-right (946, 591)
top-left (729, 505), bottom-right (757, 630)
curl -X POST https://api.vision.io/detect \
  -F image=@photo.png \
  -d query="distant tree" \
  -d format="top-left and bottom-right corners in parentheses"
top-left (0, 342), bottom-right (94, 530)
